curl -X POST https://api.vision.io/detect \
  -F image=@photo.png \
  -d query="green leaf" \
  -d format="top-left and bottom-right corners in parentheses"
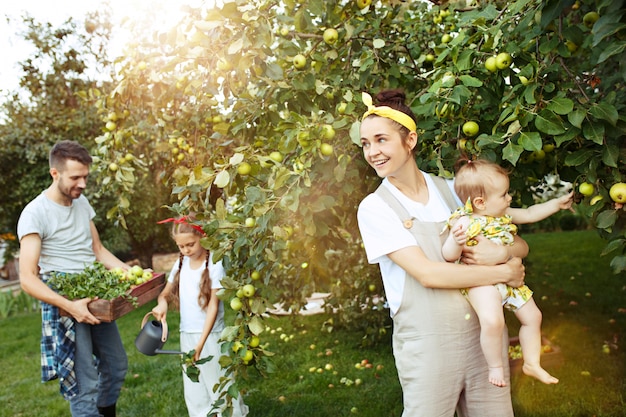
top-left (589, 102), bottom-right (619, 126)
top-left (546, 98), bottom-right (574, 115)
top-left (459, 74), bottom-right (483, 87)
top-left (596, 210), bottom-right (618, 229)
top-left (602, 144), bottom-right (619, 168)
top-left (503, 142), bottom-right (523, 165)
top-left (534, 110), bottom-right (566, 135)
top-left (567, 109), bottom-right (586, 128)
top-left (564, 149), bottom-right (594, 166)
top-left (248, 316), bottom-right (265, 335)
top-left (597, 40), bottom-right (626, 64)
top-left (518, 131), bottom-right (542, 151)
top-left (582, 121), bottom-right (605, 145)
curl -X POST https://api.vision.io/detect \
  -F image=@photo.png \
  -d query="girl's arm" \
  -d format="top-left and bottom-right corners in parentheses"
top-left (194, 288), bottom-right (220, 362)
top-left (151, 281), bottom-right (174, 321)
top-left (388, 244), bottom-right (526, 289)
top-left (507, 191), bottom-right (574, 224)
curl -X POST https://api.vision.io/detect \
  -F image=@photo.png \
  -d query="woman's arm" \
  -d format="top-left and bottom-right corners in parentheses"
top-left (193, 288), bottom-right (220, 362)
top-left (388, 244), bottom-right (525, 289)
top-left (460, 234), bottom-right (529, 265)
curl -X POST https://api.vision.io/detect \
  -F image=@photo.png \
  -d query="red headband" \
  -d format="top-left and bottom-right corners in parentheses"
top-left (157, 216), bottom-right (205, 235)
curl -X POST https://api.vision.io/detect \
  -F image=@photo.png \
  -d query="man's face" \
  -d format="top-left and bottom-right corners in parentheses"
top-left (52, 159), bottom-right (90, 201)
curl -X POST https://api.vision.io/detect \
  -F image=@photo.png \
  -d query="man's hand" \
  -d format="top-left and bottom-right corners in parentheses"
top-left (68, 298), bottom-right (101, 325)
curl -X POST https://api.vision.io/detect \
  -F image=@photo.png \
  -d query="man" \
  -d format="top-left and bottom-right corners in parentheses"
top-left (18, 140), bottom-right (129, 417)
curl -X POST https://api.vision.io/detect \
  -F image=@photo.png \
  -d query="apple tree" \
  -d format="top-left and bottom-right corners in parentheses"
top-left (93, 0), bottom-right (625, 405)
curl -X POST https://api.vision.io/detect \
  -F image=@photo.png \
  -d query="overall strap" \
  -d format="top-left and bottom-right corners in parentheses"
top-left (374, 174), bottom-right (458, 227)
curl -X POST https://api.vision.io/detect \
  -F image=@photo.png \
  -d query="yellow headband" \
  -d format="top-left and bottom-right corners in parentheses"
top-left (361, 92), bottom-right (417, 132)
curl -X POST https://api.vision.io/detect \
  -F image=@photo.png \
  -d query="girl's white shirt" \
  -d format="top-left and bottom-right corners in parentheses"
top-left (167, 252), bottom-right (225, 333)
top-left (357, 172), bottom-right (461, 316)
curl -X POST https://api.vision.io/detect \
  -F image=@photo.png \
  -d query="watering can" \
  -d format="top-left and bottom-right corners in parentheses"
top-left (134, 312), bottom-right (183, 356)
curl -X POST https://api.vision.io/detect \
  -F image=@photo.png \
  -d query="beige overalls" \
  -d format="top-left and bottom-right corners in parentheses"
top-left (376, 176), bottom-right (514, 417)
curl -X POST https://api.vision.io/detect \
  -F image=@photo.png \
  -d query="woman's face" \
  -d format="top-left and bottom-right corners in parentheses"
top-left (360, 116), bottom-right (416, 178)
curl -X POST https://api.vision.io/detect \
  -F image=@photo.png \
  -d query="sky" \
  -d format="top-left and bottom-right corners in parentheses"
top-left (0, 0), bottom-right (203, 95)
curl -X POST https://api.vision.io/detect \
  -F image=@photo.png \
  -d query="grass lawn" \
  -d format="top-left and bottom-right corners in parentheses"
top-left (1, 230), bottom-right (624, 416)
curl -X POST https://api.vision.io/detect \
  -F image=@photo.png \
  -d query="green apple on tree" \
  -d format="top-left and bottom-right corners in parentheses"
top-left (441, 33), bottom-right (452, 44)
top-left (462, 121), bottom-right (479, 137)
top-left (230, 297), bottom-right (243, 311)
top-left (321, 124), bottom-right (336, 140)
top-left (320, 143), bottom-right (334, 156)
top-left (609, 182), bottom-right (626, 203)
top-left (578, 182), bottom-right (594, 197)
top-left (356, 0), bottom-right (371, 10)
top-left (485, 56), bottom-right (498, 72)
top-left (583, 11), bottom-right (599, 28)
top-left (242, 284), bottom-right (256, 298)
top-left (495, 52), bottom-right (512, 69)
top-left (269, 151), bottom-right (283, 162)
top-left (237, 162), bottom-right (252, 175)
top-left (108, 163), bottom-right (119, 172)
top-left (293, 54), bottom-right (307, 70)
top-left (323, 28), bottom-right (338, 45)
top-left (245, 217), bottom-right (256, 227)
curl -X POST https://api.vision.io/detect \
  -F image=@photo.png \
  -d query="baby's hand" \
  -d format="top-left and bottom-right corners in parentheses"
top-left (557, 191), bottom-right (575, 212)
top-left (452, 223), bottom-right (468, 245)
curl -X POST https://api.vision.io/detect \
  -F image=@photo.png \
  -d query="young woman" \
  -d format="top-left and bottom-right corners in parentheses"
top-left (356, 90), bottom-right (527, 416)
top-left (442, 158), bottom-right (572, 387)
top-left (151, 217), bottom-right (248, 417)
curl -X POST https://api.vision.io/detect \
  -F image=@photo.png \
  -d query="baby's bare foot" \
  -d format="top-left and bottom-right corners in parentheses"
top-left (522, 363), bottom-right (559, 384)
top-left (488, 366), bottom-right (507, 387)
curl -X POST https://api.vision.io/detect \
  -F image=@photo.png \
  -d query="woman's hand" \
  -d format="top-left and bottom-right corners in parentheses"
top-left (502, 257), bottom-right (525, 288)
top-left (460, 235), bottom-right (510, 265)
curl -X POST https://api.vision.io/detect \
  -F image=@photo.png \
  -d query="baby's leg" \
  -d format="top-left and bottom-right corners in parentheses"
top-left (515, 297), bottom-right (559, 384)
top-left (467, 285), bottom-right (507, 387)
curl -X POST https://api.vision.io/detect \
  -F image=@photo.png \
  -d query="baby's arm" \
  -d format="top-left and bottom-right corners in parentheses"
top-left (442, 216), bottom-right (470, 261)
top-left (507, 191), bottom-right (574, 225)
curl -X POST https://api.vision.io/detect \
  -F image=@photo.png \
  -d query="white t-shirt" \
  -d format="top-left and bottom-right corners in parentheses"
top-left (167, 253), bottom-right (225, 333)
top-left (357, 173), bottom-right (461, 316)
top-left (17, 192), bottom-right (96, 274)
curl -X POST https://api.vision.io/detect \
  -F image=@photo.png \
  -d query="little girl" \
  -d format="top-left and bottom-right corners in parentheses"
top-left (442, 159), bottom-right (573, 387)
top-left (152, 216), bottom-right (249, 417)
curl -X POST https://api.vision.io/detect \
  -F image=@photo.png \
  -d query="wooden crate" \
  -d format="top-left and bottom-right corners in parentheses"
top-left (60, 273), bottom-right (166, 322)
top-left (509, 336), bottom-right (563, 374)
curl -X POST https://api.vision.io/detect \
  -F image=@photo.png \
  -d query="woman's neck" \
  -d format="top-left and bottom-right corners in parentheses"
top-left (387, 163), bottom-right (428, 203)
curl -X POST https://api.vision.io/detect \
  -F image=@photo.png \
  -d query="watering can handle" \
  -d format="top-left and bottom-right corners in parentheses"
top-left (141, 312), bottom-right (168, 343)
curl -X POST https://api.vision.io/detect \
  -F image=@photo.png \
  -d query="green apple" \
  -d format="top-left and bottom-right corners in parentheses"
top-left (323, 28), bottom-right (339, 45)
top-left (462, 121), bottom-right (479, 137)
top-left (519, 75), bottom-right (530, 85)
top-left (368, 284), bottom-right (376, 292)
top-left (495, 52), bottom-right (512, 69)
top-left (301, 262), bottom-right (309, 269)
top-left (532, 149), bottom-right (546, 160)
top-left (441, 33), bottom-right (452, 44)
top-left (425, 53), bottom-right (435, 63)
top-left (242, 349), bottom-right (254, 363)
top-left (108, 163), bottom-right (119, 172)
top-left (609, 182), bottom-right (626, 203)
top-left (249, 335), bottom-right (260, 348)
top-left (293, 54), bottom-right (307, 70)
top-left (242, 284), bottom-right (256, 298)
top-left (485, 56), bottom-right (498, 72)
top-left (320, 143), bottom-right (334, 156)
top-left (251, 271), bottom-right (261, 280)
top-left (130, 265), bottom-right (144, 277)
top-left (232, 341), bottom-right (244, 352)
top-left (245, 217), bottom-right (256, 227)
top-left (356, 0), bottom-right (372, 9)
top-left (230, 297), bottom-right (243, 311)
top-left (565, 40), bottom-right (578, 53)
top-left (269, 151), bottom-right (284, 162)
top-left (105, 121), bottom-right (117, 131)
top-left (583, 11), bottom-right (599, 28)
top-left (578, 182), bottom-right (594, 197)
top-left (337, 102), bottom-right (348, 114)
top-left (321, 124), bottom-right (336, 140)
top-left (142, 270), bottom-right (153, 281)
top-left (237, 162), bottom-right (252, 175)
top-left (542, 143), bottom-right (555, 153)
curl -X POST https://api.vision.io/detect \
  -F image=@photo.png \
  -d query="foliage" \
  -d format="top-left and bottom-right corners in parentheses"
top-left (86, 0), bottom-right (626, 408)
top-left (48, 261), bottom-right (137, 305)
